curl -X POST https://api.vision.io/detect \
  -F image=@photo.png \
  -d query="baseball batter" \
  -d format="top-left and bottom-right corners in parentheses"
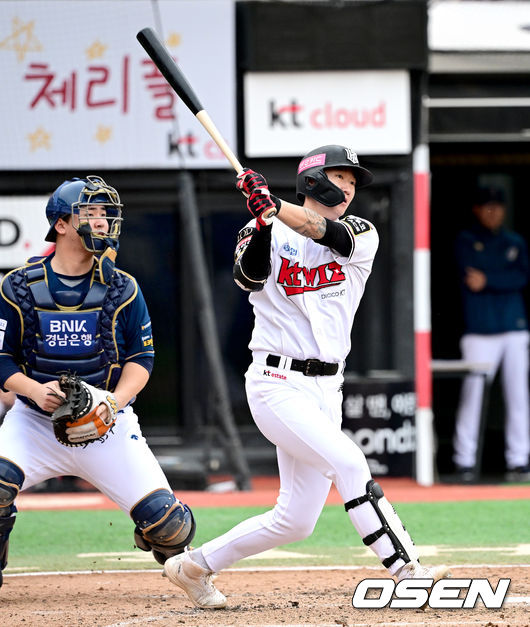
top-left (164, 145), bottom-right (449, 608)
top-left (0, 176), bottom-right (195, 586)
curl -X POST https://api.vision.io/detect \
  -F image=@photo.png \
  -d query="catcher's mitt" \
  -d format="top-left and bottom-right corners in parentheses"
top-left (51, 374), bottom-right (118, 447)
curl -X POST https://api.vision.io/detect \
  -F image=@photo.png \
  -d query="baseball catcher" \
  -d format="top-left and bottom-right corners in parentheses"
top-left (0, 175), bottom-right (195, 587)
top-left (51, 373), bottom-right (118, 447)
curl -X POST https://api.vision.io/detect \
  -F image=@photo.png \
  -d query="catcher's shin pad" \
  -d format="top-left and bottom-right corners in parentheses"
top-left (52, 374), bottom-right (118, 447)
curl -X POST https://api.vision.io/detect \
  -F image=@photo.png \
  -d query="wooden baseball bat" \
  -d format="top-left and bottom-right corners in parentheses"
top-left (136, 27), bottom-right (277, 219)
top-left (137, 27), bottom-right (243, 172)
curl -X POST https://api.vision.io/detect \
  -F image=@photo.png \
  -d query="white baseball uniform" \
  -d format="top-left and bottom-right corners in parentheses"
top-left (0, 400), bottom-right (171, 512)
top-left (201, 216), bottom-right (410, 575)
top-left (453, 331), bottom-right (530, 469)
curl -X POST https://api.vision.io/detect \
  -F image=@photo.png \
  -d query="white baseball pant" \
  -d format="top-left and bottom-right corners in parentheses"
top-left (453, 330), bottom-right (530, 469)
top-left (0, 399), bottom-right (172, 513)
top-left (201, 361), bottom-right (408, 575)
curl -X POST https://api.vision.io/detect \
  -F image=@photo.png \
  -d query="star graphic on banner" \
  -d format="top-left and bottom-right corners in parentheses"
top-left (27, 127), bottom-right (51, 151)
top-left (0, 17), bottom-right (42, 62)
top-left (166, 32), bottom-right (181, 48)
top-left (95, 125), bottom-right (112, 144)
top-left (86, 40), bottom-right (107, 60)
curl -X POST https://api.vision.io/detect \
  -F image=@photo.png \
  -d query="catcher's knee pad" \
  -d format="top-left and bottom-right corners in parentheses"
top-left (0, 458), bottom-right (24, 516)
top-left (131, 489), bottom-right (195, 565)
top-left (345, 479), bottom-right (418, 569)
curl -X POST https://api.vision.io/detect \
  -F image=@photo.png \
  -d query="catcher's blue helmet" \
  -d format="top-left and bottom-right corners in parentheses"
top-left (296, 145), bottom-right (373, 207)
top-left (45, 178), bottom-right (84, 242)
top-left (45, 176), bottom-right (123, 253)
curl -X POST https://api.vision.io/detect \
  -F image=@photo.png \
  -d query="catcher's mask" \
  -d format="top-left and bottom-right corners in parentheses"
top-left (296, 145), bottom-right (373, 207)
top-left (45, 175), bottom-right (123, 254)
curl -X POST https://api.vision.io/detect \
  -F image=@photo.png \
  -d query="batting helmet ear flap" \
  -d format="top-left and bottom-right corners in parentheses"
top-left (300, 170), bottom-right (346, 207)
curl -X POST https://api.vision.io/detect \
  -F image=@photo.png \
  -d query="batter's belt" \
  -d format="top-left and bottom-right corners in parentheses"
top-left (265, 354), bottom-right (339, 377)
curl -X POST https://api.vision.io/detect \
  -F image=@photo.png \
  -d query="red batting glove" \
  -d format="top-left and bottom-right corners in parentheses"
top-left (247, 190), bottom-right (281, 229)
top-left (236, 168), bottom-right (269, 198)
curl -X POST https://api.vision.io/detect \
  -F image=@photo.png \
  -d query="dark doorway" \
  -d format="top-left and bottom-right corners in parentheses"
top-left (430, 143), bottom-right (530, 478)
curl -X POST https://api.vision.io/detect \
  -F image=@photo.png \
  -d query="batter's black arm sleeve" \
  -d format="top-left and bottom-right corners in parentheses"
top-left (314, 218), bottom-right (354, 257)
top-left (233, 224), bottom-right (272, 292)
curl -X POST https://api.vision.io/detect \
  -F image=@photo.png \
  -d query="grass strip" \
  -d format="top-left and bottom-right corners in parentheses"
top-left (6, 500), bottom-right (529, 573)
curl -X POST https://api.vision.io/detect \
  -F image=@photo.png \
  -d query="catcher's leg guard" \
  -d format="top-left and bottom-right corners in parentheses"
top-left (131, 489), bottom-right (196, 565)
top-left (345, 479), bottom-right (419, 571)
top-left (0, 458), bottom-right (25, 587)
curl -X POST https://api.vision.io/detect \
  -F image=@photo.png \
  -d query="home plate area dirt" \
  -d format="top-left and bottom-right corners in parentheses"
top-left (3, 566), bottom-right (529, 626)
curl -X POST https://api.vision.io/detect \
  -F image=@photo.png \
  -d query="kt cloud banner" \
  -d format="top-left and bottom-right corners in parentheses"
top-left (0, 0), bottom-right (235, 169)
top-left (244, 70), bottom-right (411, 157)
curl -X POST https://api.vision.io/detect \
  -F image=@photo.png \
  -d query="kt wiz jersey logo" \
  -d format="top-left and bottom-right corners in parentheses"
top-left (277, 256), bottom-right (346, 296)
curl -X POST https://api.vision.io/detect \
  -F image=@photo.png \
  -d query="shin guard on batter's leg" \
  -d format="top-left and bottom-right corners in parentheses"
top-left (131, 489), bottom-right (196, 565)
top-left (0, 458), bottom-right (25, 587)
top-left (345, 479), bottom-right (419, 575)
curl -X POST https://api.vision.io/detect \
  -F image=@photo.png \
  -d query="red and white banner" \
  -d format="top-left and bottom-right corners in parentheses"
top-left (244, 70), bottom-right (411, 157)
top-left (0, 0), bottom-right (235, 170)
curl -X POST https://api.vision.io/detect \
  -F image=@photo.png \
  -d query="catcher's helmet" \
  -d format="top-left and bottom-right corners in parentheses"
top-left (45, 175), bottom-right (123, 254)
top-left (296, 145), bottom-right (373, 207)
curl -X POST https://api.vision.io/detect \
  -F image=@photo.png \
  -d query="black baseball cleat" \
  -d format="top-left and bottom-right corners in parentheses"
top-left (452, 465), bottom-right (476, 484)
top-left (504, 466), bottom-right (530, 483)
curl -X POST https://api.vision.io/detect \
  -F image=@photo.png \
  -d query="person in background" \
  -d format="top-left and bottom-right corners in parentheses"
top-left (453, 186), bottom-right (529, 483)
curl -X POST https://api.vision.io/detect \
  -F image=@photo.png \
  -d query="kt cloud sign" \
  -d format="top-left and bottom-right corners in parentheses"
top-left (244, 70), bottom-right (411, 157)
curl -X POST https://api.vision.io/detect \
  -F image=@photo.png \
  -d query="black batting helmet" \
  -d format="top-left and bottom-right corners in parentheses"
top-left (296, 145), bottom-right (373, 207)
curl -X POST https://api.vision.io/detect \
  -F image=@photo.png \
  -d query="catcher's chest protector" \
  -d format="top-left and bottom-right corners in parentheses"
top-left (4, 259), bottom-right (134, 390)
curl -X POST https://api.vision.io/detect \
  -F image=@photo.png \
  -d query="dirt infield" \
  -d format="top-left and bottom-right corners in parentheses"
top-left (3, 566), bottom-right (529, 626)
